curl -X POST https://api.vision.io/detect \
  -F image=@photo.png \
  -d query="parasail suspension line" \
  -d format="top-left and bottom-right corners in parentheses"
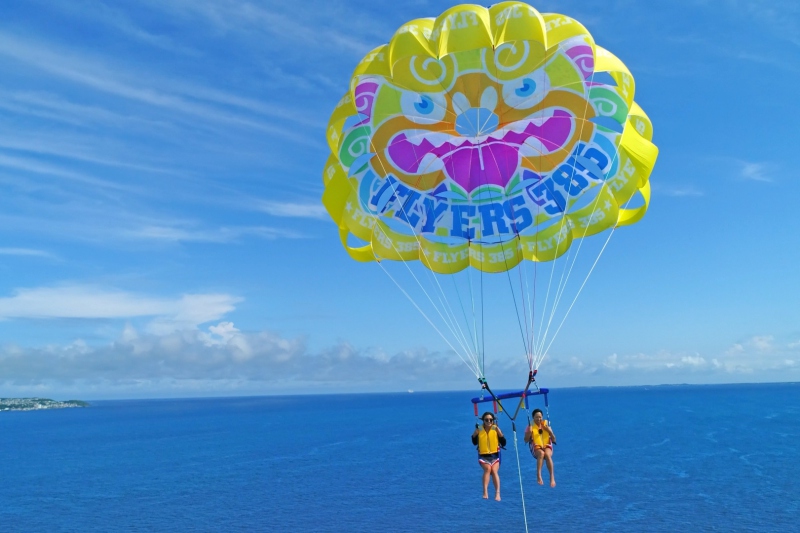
top-left (479, 140), bottom-right (536, 367)
top-left (365, 139), bottom-right (484, 375)
top-left (511, 421), bottom-right (530, 533)
top-left (376, 260), bottom-right (482, 377)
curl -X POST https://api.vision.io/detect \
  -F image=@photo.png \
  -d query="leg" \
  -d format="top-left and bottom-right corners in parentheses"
top-left (544, 447), bottom-right (556, 487)
top-left (534, 448), bottom-right (544, 485)
top-left (480, 462), bottom-right (491, 499)
top-left (490, 461), bottom-right (501, 501)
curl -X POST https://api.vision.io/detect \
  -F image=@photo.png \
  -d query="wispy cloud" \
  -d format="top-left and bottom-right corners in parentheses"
top-left (141, 0), bottom-right (381, 56)
top-left (0, 247), bottom-right (56, 259)
top-left (664, 32), bottom-right (800, 73)
top-left (0, 130), bottom-right (179, 176)
top-left (0, 152), bottom-right (139, 192)
top-left (704, 156), bottom-right (776, 184)
top-left (0, 31), bottom-right (319, 144)
top-left (715, 0), bottom-right (800, 47)
top-left (258, 200), bottom-right (328, 219)
top-left (0, 285), bottom-right (241, 330)
top-left (43, 0), bottom-right (201, 56)
top-left (739, 162), bottom-right (773, 183)
top-left (657, 184), bottom-right (704, 197)
top-left (125, 224), bottom-right (301, 242)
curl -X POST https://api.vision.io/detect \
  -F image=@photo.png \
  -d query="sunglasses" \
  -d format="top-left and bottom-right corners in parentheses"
top-left (483, 418), bottom-right (494, 422)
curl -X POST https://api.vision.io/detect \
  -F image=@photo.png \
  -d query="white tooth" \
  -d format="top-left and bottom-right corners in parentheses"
top-left (418, 152), bottom-right (444, 172)
top-left (528, 109), bottom-right (555, 126)
top-left (507, 121), bottom-right (527, 134)
top-left (407, 129), bottom-right (426, 147)
top-left (520, 137), bottom-right (548, 156)
top-left (424, 132), bottom-right (452, 148)
top-left (488, 126), bottom-right (508, 141)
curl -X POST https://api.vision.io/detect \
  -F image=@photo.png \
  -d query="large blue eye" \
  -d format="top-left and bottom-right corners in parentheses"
top-left (414, 95), bottom-right (434, 114)
top-left (515, 78), bottom-right (537, 97)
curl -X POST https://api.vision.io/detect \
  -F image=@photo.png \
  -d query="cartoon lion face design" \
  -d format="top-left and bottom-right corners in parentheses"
top-left (324, 5), bottom-right (656, 271)
top-left (367, 50), bottom-right (596, 195)
top-left (333, 35), bottom-right (634, 245)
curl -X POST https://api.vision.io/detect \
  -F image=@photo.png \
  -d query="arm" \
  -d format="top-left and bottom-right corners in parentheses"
top-left (546, 423), bottom-right (556, 444)
top-left (471, 426), bottom-right (480, 446)
top-left (523, 426), bottom-right (532, 443)
top-left (494, 424), bottom-right (507, 447)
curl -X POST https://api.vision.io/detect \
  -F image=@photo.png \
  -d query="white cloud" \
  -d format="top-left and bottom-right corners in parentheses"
top-left (726, 343), bottom-right (745, 356)
top-left (542, 337), bottom-right (800, 383)
top-left (0, 285), bottom-right (241, 330)
top-left (0, 247), bottom-right (55, 259)
top-left (0, 152), bottom-right (136, 191)
top-left (739, 162), bottom-right (772, 183)
top-left (147, 295), bottom-right (241, 335)
top-left (0, 322), bottom-right (473, 398)
top-left (603, 353), bottom-right (628, 370)
top-left (140, 0), bottom-right (380, 56)
top-left (2, 325), bottom-right (800, 398)
top-left (0, 31), bottom-right (319, 144)
top-left (125, 224), bottom-right (296, 243)
top-left (660, 186), bottom-right (704, 197)
top-left (0, 125), bottom-right (181, 174)
top-left (750, 335), bottom-right (774, 352)
top-left (258, 200), bottom-right (328, 219)
top-left (726, 335), bottom-right (777, 355)
top-left (680, 355), bottom-right (706, 366)
top-left (47, 1), bottom-right (200, 56)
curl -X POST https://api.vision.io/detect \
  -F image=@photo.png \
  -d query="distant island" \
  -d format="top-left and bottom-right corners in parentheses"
top-left (0, 398), bottom-right (89, 412)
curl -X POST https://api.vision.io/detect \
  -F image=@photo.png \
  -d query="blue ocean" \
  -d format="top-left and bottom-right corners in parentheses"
top-left (2, 383), bottom-right (799, 532)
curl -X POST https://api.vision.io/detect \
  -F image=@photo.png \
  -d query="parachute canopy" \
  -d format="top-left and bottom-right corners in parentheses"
top-left (323, 1), bottom-right (657, 275)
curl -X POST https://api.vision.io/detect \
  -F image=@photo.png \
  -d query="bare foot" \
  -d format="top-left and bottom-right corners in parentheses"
top-left (537, 477), bottom-right (544, 485)
top-left (495, 493), bottom-right (501, 501)
top-left (482, 493), bottom-right (488, 499)
top-left (550, 479), bottom-right (556, 488)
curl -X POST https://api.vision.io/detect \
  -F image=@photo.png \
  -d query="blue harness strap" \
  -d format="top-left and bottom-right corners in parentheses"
top-left (471, 371), bottom-right (548, 424)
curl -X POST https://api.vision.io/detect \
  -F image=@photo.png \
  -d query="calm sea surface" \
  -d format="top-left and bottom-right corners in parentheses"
top-left (1, 383), bottom-right (799, 532)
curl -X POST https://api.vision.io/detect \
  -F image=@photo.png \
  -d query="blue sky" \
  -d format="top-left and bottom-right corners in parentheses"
top-left (1, 0), bottom-right (799, 399)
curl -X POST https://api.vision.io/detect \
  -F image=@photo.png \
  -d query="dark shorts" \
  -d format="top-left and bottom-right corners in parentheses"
top-left (478, 453), bottom-right (500, 466)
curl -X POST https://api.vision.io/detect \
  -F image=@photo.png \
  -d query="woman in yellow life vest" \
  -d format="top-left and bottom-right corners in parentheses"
top-left (471, 412), bottom-right (506, 500)
top-left (524, 409), bottom-right (557, 487)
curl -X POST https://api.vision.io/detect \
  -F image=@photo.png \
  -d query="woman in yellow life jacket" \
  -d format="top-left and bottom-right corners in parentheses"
top-left (471, 412), bottom-right (506, 500)
top-left (524, 408), bottom-right (557, 487)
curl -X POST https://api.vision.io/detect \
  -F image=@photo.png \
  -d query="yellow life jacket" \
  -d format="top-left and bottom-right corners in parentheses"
top-left (531, 420), bottom-right (552, 448)
top-left (477, 427), bottom-right (500, 454)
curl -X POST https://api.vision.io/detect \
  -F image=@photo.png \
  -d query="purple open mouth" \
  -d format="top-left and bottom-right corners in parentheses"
top-left (385, 109), bottom-right (575, 192)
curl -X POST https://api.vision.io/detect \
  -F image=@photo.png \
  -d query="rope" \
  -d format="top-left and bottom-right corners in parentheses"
top-left (376, 260), bottom-right (481, 377)
top-left (476, 118), bottom-right (535, 365)
top-left (364, 135), bottom-right (484, 376)
top-left (526, 48), bottom-right (600, 362)
top-left (539, 226), bottom-right (616, 363)
top-left (511, 424), bottom-right (530, 533)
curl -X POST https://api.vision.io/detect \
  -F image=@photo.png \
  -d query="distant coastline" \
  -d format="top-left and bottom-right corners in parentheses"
top-left (0, 398), bottom-right (88, 412)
